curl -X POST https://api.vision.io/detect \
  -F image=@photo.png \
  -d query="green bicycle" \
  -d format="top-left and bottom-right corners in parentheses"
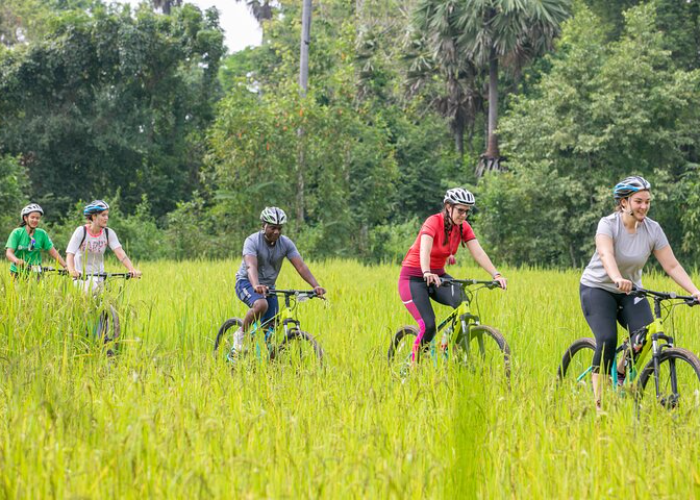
top-left (558, 286), bottom-right (700, 413)
top-left (387, 278), bottom-right (511, 379)
top-left (213, 289), bottom-right (325, 368)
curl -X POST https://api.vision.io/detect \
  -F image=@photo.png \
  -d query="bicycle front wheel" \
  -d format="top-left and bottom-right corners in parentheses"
top-left (213, 318), bottom-right (243, 360)
top-left (96, 306), bottom-right (121, 355)
top-left (557, 338), bottom-right (596, 386)
top-left (457, 325), bottom-right (511, 380)
top-left (271, 329), bottom-right (324, 369)
top-left (637, 347), bottom-right (700, 414)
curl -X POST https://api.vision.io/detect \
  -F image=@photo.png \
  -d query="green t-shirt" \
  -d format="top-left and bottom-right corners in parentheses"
top-left (5, 227), bottom-right (54, 273)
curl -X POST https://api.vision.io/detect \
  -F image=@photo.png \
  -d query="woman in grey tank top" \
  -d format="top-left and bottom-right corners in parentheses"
top-left (579, 176), bottom-right (700, 413)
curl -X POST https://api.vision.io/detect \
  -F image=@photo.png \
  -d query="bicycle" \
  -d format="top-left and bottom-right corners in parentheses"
top-left (213, 289), bottom-right (325, 368)
top-left (558, 286), bottom-right (700, 413)
top-left (74, 272), bottom-right (134, 355)
top-left (387, 278), bottom-right (511, 379)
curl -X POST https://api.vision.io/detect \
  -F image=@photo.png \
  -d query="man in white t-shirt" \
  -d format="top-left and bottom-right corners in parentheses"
top-left (66, 200), bottom-right (141, 291)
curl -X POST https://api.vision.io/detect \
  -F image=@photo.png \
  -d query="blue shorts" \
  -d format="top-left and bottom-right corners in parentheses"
top-left (235, 279), bottom-right (279, 326)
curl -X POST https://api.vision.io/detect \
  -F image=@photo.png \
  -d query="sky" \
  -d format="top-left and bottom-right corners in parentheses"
top-left (117, 1), bottom-right (263, 53)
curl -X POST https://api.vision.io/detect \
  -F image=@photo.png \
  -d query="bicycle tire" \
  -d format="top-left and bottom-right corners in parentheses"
top-left (271, 329), bottom-right (324, 368)
top-left (213, 317), bottom-right (243, 358)
top-left (387, 324), bottom-right (419, 361)
top-left (458, 325), bottom-right (511, 379)
top-left (558, 337), bottom-right (597, 381)
top-left (637, 347), bottom-right (700, 412)
top-left (95, 306), bottom-right (121, 355)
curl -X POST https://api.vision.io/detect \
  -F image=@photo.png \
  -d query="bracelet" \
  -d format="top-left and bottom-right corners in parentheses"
top-left (492, 272), bottom-right (502, 279)
top-left (423, 270), bottom-right (431, 276)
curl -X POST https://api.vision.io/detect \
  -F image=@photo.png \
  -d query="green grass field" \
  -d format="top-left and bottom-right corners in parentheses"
top-left (1, 260), bottom-right (700, 498)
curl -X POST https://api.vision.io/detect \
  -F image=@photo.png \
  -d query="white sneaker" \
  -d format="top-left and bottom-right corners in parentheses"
top-left (232, 328), bottom-right (245, 353)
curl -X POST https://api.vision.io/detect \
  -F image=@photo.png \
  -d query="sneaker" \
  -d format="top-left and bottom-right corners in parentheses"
top-left (226, 328), bottom-right (246, 363)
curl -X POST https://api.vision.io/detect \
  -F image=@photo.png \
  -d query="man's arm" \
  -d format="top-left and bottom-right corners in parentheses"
top-left (289, 256), bottom-right (325, 296)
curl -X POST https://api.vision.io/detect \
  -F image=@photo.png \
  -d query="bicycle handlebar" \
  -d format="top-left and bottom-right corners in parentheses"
top-left (267, 289), bottom-right (322, 298)
top-left (440, 278), bottom-right (503, 289)
top-left (631, 286), bottom-right (699, 306)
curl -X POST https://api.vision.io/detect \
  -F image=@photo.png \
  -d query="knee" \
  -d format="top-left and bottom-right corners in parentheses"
top-left (252, 299), bottom-right (268, 315)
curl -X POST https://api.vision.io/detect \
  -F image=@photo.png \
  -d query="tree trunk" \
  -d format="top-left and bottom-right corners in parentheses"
top-left (454, 124), bottom-right (464, 158)
top-left (296, 0), bottom-right (312, 225)
top-left (476, 47), bottom-right (502, 177)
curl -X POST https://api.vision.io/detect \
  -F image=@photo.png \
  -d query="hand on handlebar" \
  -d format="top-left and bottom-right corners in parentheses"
top-left (69, 268), bottom-right (81, 279)
top-left (129, 269), bottom-right (142, 279)
top-left (313, 285), bottom-right (326, 297)
top-left (494, 275), bottom-right (507, 290)
top-left (254, 284), bottom-right (269, 295)
top-left (613, 276), bottom-right (633, 294)
top-left (424, 272), bottom-right (441, 287)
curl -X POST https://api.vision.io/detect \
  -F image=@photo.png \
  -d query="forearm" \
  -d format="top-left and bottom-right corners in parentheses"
top-left (419, 235), bottom-right (433, 273)
top-left (666, 262), bottom-right (700, 295)
top-left (6, 248), bottom-right (20, 265)
top-left (467, 241), bottom-right (499, 277)
top-left (298, 264), bottom-right (320, 288)
top-left (49, 248), bottom-right (67, 268)
top-left (66, 253), bottom-right (76, 272)
top-left (600, 253), bottom-right (623, 280)
top-left (246, 266), bottom-right (260, 287)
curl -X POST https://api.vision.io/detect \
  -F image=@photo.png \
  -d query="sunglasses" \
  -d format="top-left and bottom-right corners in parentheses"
top-left (28, 237), bottom-right (36, 251)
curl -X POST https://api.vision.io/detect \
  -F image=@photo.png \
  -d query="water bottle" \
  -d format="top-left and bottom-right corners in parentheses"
top-left (631, 327), bottom-right (648, 354)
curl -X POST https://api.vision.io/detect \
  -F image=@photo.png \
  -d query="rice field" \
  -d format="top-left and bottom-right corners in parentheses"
top-left (1, 260), bottom-right (700, 498)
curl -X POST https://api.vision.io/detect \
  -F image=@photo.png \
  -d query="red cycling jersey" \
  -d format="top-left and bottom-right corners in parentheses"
top-left (401, 212), bottom-right (476, 274)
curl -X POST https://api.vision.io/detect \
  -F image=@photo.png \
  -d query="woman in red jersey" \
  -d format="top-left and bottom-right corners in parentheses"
top-left (399, 188), bottom-right (507, 361)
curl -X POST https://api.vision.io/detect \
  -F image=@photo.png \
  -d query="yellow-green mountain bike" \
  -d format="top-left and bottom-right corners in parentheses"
top-left (387, 278), bottom-right (510, 379)
top-left (213, 289), bottom-right (325, 368)
top-left (558, 286), bottom-right (700, 413)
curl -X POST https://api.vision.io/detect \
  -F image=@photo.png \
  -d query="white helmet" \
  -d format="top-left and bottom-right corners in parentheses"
top-left (444, 188), bottom-right (475, 206)
top-left (21, 203), bottom-right (44, 218)
top-left (260, 206), bottom-right (288, 225)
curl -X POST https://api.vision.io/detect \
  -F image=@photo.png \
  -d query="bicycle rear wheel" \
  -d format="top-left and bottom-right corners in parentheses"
top-left (637, 347), bottom-right (700, 414)
top-left (213, 318), bottom-right (243, 361)
top-left (271, 329), bottom-right (324, 369)
top-left (387, 325), bottom-right (418, 376)
top-left (456, 325), bottom-right (511, 380)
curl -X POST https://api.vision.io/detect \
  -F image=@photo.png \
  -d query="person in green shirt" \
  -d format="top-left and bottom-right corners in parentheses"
top-left (5, 203), bottom-right (67, 277)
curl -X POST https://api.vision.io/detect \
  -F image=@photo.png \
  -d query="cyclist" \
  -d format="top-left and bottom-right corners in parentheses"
top-left (5, 203), bottom-right (67, 277)
top-left (231, 207), bottom-right (326, 356)
top-left (399, 188), bottom-right (507, 362)
top-left (580, 176), bottom-right (700, 411)
top-left (65, 200), bottom-right (141, 292)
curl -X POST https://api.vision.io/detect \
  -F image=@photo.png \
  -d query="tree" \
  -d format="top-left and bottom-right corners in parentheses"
top-left (457, 0), bottom-right (571, 176)
top-left (404, 0), bottom-right (484, 158)
top-left (0, 4), bottom-right (225, 218)
top-left (478, 3), bottom-right (700, 266)
top-left (150, 0), bottom-right (181, 15)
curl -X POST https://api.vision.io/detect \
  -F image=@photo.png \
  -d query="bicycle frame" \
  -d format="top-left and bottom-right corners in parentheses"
top-left (424, 279), bottom-right (497, 360)
top-left (574, 292), bottom-right (683, 389)
top-left (246, 290), bottom-right (312, 356)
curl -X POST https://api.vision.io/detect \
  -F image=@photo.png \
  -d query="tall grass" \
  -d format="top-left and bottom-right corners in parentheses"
top-left (1, 261), bottom-right (699, 498)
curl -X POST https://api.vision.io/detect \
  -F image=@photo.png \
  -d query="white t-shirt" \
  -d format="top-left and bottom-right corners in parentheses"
top-left (580, 212), bottom-right (669, 293)
top-left (66, 225), bottom-right (122, 275)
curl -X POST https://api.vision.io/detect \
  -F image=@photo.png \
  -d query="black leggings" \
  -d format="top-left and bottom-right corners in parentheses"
top-left (398, 274), bottom-right (464, 347)
top-left (579, 283), bottom-right (653, 374)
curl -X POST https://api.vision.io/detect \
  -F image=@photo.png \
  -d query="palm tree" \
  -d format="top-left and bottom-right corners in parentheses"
top-left (236, 0), bottom-right (273, 23)
top-left (404, 0), bottom-right (484, 158)
top-left (151, 0), bottom-right (181, 15)
top-left (457, 0), bottom-right (570, 176)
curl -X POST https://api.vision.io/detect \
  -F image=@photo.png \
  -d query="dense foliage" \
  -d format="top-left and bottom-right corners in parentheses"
top-left (1, 0), bottom-right (700, 267)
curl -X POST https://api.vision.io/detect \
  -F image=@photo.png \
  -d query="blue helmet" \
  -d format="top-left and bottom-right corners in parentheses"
top-left (613, 176), bottom-right (651, 201)
top-left (83, 200), bottom-right (110, 216)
